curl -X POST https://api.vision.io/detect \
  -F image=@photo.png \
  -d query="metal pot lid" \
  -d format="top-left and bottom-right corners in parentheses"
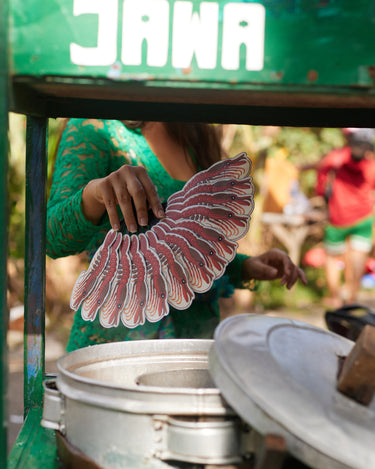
top-left (209, 314), bottom-right (375, 469)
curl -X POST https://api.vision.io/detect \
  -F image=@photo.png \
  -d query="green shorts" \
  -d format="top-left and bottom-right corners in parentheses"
top-left (324, 217), bottom-right (374, 255)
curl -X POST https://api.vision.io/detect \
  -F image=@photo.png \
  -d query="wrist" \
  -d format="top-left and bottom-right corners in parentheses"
top-left (81, 181), bottom-right (106, 225)
top-left (241, 256), bottom-right (254, 281)
top-left (241, 257), bottom-right (260, 291)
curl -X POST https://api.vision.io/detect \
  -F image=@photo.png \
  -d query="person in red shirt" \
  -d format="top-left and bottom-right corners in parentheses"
top-left (316, 128), bottom-right (375, 308)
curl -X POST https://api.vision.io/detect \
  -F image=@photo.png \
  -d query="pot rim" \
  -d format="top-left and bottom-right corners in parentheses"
top-left (56, 338), bottom-right (223, 396)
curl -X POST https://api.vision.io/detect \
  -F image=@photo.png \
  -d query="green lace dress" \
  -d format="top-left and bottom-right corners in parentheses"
top-left (47, 119), bottom-right (249, 352)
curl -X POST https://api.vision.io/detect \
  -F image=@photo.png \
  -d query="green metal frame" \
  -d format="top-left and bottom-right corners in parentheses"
top-left (8, 0), bottom-right (375, 127)
top-left (0, 0), bottom-right (9, 462)
top-left (7, 117), bottom-right (55, 468)
top-left (9, 0), bottom-right (375, 87)
top-left (3, 1), bottom-right (375, 468)
top-left (23, 117), bottom-right (47, 417)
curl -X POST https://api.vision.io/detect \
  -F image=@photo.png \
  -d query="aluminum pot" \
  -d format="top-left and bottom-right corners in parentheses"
top-left (43, 314), bottom-right (375, 469)
top-left (42, 339), bottom-right (251, 468)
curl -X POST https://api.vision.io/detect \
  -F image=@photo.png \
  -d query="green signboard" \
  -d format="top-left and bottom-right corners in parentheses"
top-left (9, 0), bottom-right (375, 88)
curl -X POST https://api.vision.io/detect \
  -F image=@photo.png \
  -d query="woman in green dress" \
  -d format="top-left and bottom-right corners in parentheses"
top-left (47, 119), bottom-right (306, 352)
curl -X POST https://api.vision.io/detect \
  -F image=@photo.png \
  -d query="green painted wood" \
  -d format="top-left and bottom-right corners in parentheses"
top-left (9, 0), bottom-right (375, 89)
top-left (8, 0), bottom-right (375, 125)
top-left (7, 407), bottom-right (58, 468)
top-left (24, 117), bottom-right (47, 415)
top-left (0, 0), bottom-right (9, 465)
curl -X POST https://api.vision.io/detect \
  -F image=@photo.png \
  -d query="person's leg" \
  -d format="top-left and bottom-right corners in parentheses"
top-left (342, 239), bottom-right (353, 302)
top-left (323, 224), bottom-right (347, 308)
top-left (324, 253), bottom-right (343, 308)
top-left (345, 247), bottom-right (368, 303)
top-left (345, 217), bottom-right (374, 303)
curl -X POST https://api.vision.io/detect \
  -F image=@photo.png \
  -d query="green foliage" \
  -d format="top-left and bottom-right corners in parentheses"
top-left (8, 114), bottom-right (26, 259)
top-left (226, 125), bottom-right (345, 198)
top-left (254, 265), bottom-right (327, 312)
top-left (47, 118), bottom-right (66, 195)
top-left (272, 127), bottom-right (344, 196)
top-left (271, 127), bottom-right (344, 165)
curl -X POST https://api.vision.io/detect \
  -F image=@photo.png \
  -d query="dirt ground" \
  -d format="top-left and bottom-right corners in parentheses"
top-left (6, 289), bottom-right (375, 454)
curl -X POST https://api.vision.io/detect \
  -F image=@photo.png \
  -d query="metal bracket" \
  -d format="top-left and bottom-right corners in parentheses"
top-left (152, 415), bottom-right (252, 465)
top-left (41, 378), bottom-right (66, 433)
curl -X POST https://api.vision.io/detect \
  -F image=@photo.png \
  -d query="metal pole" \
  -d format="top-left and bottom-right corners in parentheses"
top-left (24, 116), bottom-right (47, 415)
top-left (0, 0), bottom-right (10, 463)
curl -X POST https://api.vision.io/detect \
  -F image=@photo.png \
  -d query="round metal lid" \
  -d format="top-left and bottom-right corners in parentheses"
top-left (209, 314), bottom-right (375, 469)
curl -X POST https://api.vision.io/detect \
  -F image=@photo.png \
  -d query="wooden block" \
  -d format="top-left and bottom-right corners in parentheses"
top-left (337, 325), bottom-right (375, 405)
top-left (254, 434), bottom-right (286, 469)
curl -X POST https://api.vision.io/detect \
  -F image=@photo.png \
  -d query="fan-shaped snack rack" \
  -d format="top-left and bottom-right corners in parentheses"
top-left (70, 153), bottom-right (254, 329)
top-left (3, 1), bottom-right (375, 468)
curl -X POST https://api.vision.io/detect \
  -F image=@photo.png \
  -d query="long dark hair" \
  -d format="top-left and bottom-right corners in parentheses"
top-left (123, 121), bottom-right (225, 170)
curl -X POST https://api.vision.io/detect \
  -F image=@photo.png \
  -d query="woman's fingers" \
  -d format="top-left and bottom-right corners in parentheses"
top-left (281, 265), bottom-right (297, 289)
top-left (114, 183), bottom-right (138, 232)
top-left (279, 253), bottom-right (296, 288)
top-left (275, 250), bottom-right (307, 289)
top-left (137, 169), bottom-right (165, 220)
top-left (280, 261), bottom-right (307, 289)
top-left (108, 168), bottom-right (142, 232)
top-left (98, 179), bottom-right (123, 231)
top-left (297, 266), bottom-right (308, 286)
top-left (123, 166), bottom-right (164, 229)
top-left (99, 165), bottom-right (164, 232)
top-left (243, 249), bottom-right (307, 289)
top-left (125, 175), bottom-right (149, 228)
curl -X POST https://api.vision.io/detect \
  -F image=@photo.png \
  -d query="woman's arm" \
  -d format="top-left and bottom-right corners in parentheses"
top-left (225, 249), bottom-right (306, 292)
top-left (47, 119), bottom-right (165, 259)
top-left (47, 119), bottom-right (115, 258)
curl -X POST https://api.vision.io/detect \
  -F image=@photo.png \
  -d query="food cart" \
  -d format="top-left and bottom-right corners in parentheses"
top-left (2, 1), bottom-right (375, 467)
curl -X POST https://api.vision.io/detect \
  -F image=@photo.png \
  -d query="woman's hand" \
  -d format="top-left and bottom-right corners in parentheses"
top-left (242, 248), bottom-right (307, 289)
top-left (82, 165), bottom-right (165, 232)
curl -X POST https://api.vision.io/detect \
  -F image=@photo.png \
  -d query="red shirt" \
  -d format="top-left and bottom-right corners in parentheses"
top-left (316, 147), bottom-right (375, 226)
